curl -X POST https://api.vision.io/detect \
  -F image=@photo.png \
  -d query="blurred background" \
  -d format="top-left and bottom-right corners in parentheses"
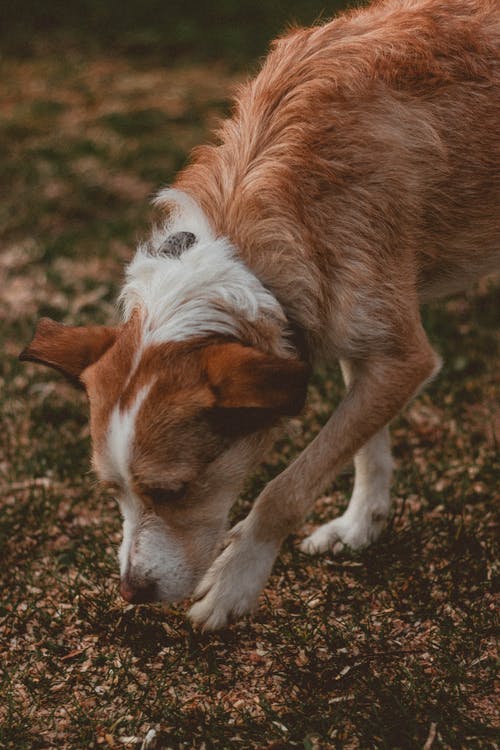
top-left (0, 0), bottom-right (351, 62)
top-left (0, 0), bottom-right (354, 327)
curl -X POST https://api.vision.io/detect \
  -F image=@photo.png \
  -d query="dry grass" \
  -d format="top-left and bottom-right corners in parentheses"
top-left (0, 52), bottom-right (498, 750)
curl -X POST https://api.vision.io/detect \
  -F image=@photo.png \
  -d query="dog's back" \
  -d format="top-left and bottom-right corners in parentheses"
top-left (177, 0), bottom-right (499, 355)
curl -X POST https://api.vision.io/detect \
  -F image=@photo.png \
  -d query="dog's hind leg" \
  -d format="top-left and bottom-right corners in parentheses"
top-left (300, 360), bottom-right (393, 555)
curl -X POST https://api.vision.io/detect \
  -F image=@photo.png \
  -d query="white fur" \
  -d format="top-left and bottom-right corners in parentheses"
top-left (134, 516), bottom-right (193, 602)
top-left (188, 516), bottom-right (279, 631)
top-left (300, 426), bottom-right (393, 554)
top-left (117, 490), bottom-right (194, 601)
top-left (118, 490), bottom-right (142, 575)
top-left (120, 190), bottom-right (286, 344)
top-left (153, 187), bottom-right (215, 240)
top-left (106, 384), bottom-right (152, 483)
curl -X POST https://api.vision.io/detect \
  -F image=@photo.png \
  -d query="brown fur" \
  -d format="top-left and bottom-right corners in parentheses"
top-left (20, 318), bottom-right (120, 388)
top-left (21, 0), bottom-right (499, 626)
top-left (175, 0), bottom-right (499, 361)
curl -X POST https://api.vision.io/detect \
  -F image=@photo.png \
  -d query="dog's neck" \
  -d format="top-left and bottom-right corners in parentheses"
top-left (120, 189), bottom-right (294, 358)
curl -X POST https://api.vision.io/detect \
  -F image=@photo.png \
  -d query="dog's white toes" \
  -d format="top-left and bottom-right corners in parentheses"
top-left (299, 517), bottom-right (350, 554)
top-left (188, 595), bottom-right (231, 631)
top-left (332, 540), bottom-right (346, 556)
top-left (299, 525), bottom-right (339, 555)
top-left (187, 523), bottom-right (278, 631)
top-left (300, 514), bottom-right (382, 556)
top-left (188, 568), bottom-right (260, 632)
top-left (192, 572), bottom-right (215, 602)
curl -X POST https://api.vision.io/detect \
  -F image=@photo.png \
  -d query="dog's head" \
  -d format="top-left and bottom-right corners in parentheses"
top-left (20, 311), bottom-right (309, 604)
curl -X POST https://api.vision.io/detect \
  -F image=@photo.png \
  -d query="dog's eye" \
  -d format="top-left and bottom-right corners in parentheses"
top-left (145, 485), bottom-right (187, 505)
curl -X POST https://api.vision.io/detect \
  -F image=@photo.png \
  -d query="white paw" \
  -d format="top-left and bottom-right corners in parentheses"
top-left (300, 512), bottom-right (386, 556)
top-left (188, 521), bottom-right (278, 631)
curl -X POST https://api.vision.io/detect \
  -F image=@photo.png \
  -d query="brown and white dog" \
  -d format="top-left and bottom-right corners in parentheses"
top-left (21, 0), bottom-right (499, 629)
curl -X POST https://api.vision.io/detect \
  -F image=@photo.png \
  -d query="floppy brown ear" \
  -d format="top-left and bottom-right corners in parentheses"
top-left (19, 317), bottom-right (120, 388)
top-left (205, 343), bottom-right (310, 416)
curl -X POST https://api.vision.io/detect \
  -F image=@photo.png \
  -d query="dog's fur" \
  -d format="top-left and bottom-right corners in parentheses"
top-left (21, 0), bottom-right (499, 629)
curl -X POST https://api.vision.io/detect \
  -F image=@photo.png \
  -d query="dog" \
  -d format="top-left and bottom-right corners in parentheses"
top-left (20, 0), bottom-right (499, 630)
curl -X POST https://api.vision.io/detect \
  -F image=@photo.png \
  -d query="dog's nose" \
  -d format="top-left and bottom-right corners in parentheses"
top-left (120, 576), bottom-right (157, 604)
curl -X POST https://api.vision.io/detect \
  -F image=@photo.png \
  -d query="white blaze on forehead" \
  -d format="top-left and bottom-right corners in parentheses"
top-left (118, 490), bottom-right (141, 576)
top-left (106, 383), bottom-right (153, 484)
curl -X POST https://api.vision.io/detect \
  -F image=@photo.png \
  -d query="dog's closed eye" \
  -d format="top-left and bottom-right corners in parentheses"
top-left (144, 484), bottom-right (188, 505)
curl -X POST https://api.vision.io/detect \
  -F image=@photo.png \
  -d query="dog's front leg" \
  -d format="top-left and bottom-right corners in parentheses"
top-left (188, 519), bottom-right (281, 631)
top-left (189, 336), bottom-right (440, 630)
top-left (301, 359), bottom-right (394, 555)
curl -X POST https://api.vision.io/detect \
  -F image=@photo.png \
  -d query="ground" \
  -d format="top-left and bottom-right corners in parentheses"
top-left (0, 49), bottom-right (498, 750)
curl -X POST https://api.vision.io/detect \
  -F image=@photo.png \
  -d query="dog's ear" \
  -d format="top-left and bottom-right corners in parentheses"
top-left (205, 343), bottom-right (310, 416)
top-left (19, 318), bottom-right (121, 388)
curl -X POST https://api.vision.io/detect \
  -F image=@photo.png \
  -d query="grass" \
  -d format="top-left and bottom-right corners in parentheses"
top-left (0, 13), bottom-right (499, 750)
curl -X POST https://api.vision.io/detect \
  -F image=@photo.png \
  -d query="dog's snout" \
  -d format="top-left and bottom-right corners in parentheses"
top-left (120, 575), bottom-right (158, 604)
